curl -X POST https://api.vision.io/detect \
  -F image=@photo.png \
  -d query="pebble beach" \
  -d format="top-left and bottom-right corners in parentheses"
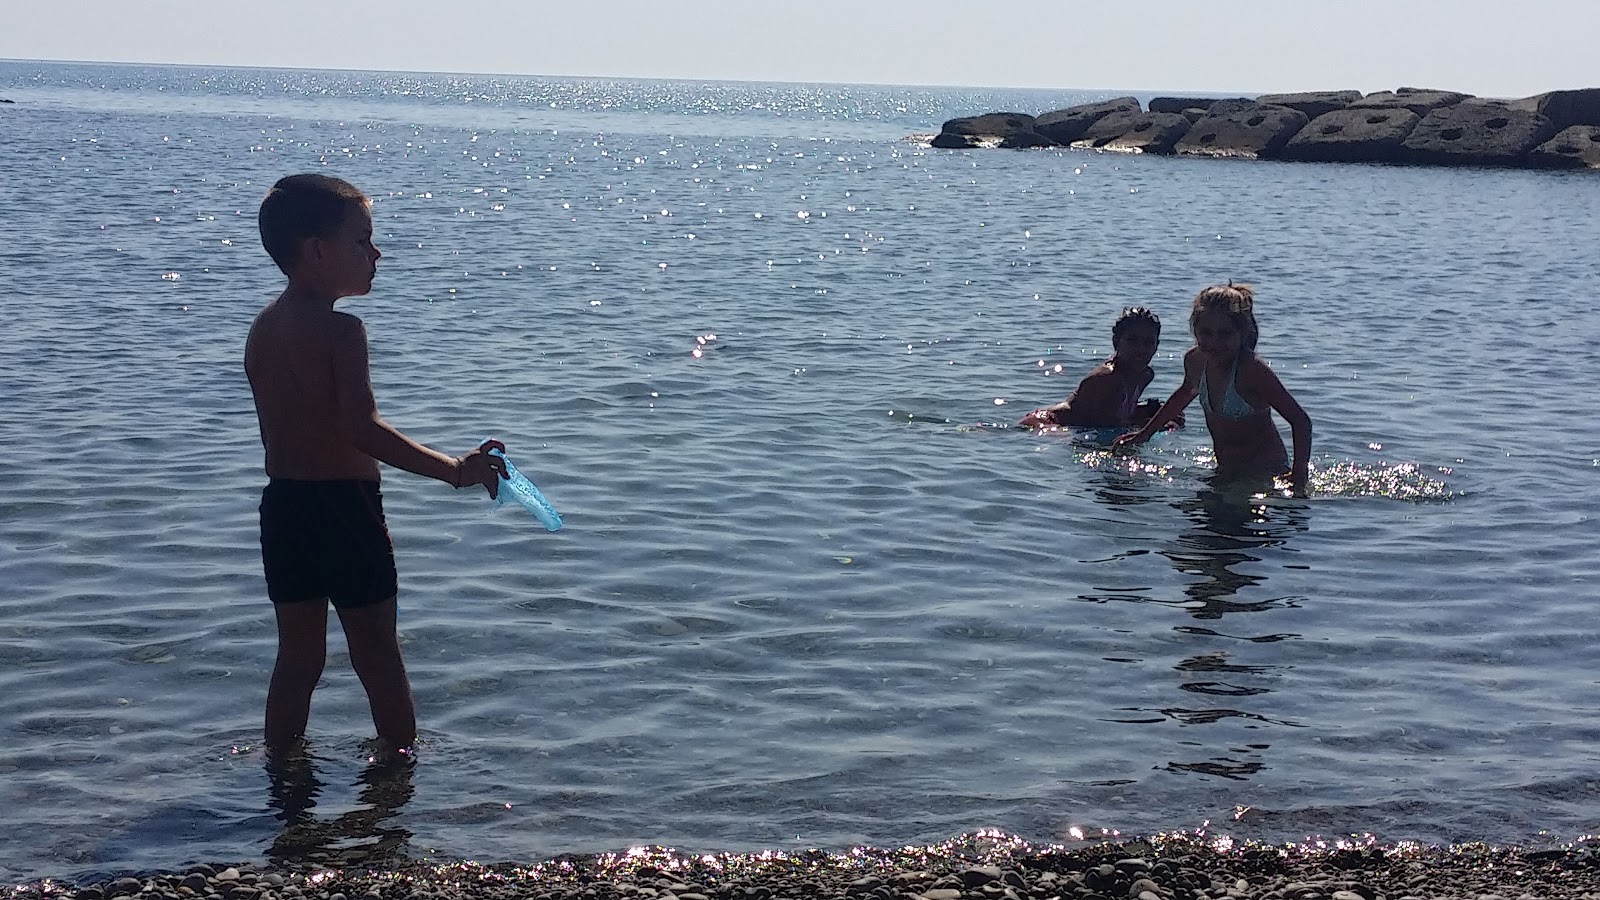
top-left (21, 837), bottom-right (1600, 900)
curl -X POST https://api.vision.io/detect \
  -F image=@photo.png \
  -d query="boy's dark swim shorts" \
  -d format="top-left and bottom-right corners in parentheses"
top-left (259, 478), bottom-right (398, 609)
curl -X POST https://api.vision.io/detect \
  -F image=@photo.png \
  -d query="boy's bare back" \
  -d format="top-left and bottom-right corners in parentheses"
top-left (246, 301), bottom-right (380, 483)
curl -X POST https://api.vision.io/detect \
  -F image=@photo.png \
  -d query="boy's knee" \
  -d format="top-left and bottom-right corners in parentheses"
top-left (273, 648), bottom-right (327, 683)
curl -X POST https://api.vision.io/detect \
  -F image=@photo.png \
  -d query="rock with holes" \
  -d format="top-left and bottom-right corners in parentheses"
top-left (1350, 87), bottom-right (1471, 117)
top-left (931, 112), bottom-right (1041, 149)
top-left (1280, 107), bottom-right (1421, 162)
top-left (1526, 125), bottom-right (1600, 168)
top-left (1034, 97), bottom-right (1140, 145)
top-left (1255, 90), bottom-right (1362, 119)
top-left (1174, 103), bottom-right (1309, 159)
top-left (1508, 88), bottom-right (1600, 130)
top-left (1401, 102), bottom-right (1557, 166)
top-left (1071, 111), bottom-right (1191, 155)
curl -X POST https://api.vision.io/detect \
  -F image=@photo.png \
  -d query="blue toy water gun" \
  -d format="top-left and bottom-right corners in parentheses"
top-left (488, 448), bottom-right (562, 532)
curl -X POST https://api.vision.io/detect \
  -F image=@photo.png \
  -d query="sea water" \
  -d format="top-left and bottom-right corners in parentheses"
top-left (2, 61), bottom-right (1599, 883)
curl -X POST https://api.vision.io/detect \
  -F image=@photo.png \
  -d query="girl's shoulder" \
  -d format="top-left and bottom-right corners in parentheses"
top-left (1236, 352), bottom-right (1289, 389)
top-left (1237, 351), bottom-right (1275, 375)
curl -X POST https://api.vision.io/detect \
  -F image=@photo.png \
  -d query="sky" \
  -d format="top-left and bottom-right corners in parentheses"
top-left (4, 0), bottom-right (1597, 98)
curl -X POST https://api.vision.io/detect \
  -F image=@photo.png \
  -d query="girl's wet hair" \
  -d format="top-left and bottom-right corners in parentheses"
top-left (1112, 306), bottom-right (1161, 340)
top-left (1189, 283), bottom-right (1259, 352)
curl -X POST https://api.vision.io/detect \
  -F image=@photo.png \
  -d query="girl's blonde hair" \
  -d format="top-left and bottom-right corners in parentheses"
top-left (1189, 282), bottom-right (1259, 353)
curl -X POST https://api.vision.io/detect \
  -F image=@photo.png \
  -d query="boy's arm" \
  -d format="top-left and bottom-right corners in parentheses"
top-left (1021, 368), bottom-right (1119, 427)
top-left (1051, 371), bottom-right (1124, 426)
top-left (332, 317), bottom-right (500, 491)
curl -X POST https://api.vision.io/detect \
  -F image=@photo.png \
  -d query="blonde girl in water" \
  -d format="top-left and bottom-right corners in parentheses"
top-left (1114, 283), bottom-right (1312, 495)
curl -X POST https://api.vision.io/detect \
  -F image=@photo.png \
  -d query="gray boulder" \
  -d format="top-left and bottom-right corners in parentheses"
top-left (1070, 111), bottom-right (1146, 147)
top-left (1035, 97), bottom-right (1140, 145)
top-left (933, 112), bottom-right (1040, 149)
top-left (1351, 87), bottom-right (1470, 117)
top-left (1508, 88), bottom-right (1600, 130)
top-left (1526, 125), bottom-right (1600, 169)
top-left (1000, 129), bottom-right (1057, 149)
top-left (1206, 98), bottom-right (1266, 118)
top-left (1149, 97), bottom-right (1244, 114)
top-left (1280, 107), bottom-right (1421, 163)
top-left (1401, 102), bottom-right (1556, 166)
top-left (1174, 103), bottom-right (1310, 159)
top-left (1255, 90), bottom-right (1362, 119)
top-left (1072, 112), bottom-right (1192, 155)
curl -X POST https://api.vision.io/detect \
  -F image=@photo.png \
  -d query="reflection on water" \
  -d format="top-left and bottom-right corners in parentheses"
top-left (1157, 488), bottom-right (1311, 781)
top-left (266, 749), bottom-right (415, 869)
top-left (1164, 487), bottom-right (1309, 619)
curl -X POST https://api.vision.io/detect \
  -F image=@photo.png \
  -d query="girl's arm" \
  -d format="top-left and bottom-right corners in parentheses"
top-left (1114, 352), bottom-right (1200, 446)
top-left (1243, 358), bottom-right (1313, 494)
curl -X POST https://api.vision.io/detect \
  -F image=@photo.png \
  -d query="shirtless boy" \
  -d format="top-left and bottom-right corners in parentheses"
top-left (247, 173), bottom-right (506, 755)
top-left (1018, 307), bottom-right (1170, 430)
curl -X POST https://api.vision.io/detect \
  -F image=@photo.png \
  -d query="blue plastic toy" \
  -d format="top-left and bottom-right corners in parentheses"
top-left (488, 448), bottom-right (562, 532)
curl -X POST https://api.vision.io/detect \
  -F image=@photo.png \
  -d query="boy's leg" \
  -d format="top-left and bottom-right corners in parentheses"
top-left (266, 599), bottom-right (330, 751)
top-left (336, 597), bottom-right (416, 751)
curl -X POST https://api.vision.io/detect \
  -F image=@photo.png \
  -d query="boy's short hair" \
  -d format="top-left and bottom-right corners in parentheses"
top-left (1112, 306), bottom-right (1161, 340)
top-left (259, 174), bottom-right (370, 274)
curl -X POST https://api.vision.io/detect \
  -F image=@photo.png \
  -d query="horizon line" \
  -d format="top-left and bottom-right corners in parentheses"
top-left (0, 56), bottom-right (1282, 99)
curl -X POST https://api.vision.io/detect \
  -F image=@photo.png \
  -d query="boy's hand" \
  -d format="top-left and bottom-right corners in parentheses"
top-left (1111, 430), bottom-right (1147, 448)
top-left (455, 439), bottom-right (509, 499)
top-left (1018, 408), bottom-right (1055, 429)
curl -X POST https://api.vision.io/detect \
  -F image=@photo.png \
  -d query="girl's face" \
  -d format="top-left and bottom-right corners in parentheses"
top-left (1193, 310), bottom-right (1243, 359)
top-left (1112, 324), bottom-right (1160, 368)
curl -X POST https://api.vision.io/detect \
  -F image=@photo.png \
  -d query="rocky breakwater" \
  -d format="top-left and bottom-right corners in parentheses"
top-left (930, 87), bottom-right (1600, 170)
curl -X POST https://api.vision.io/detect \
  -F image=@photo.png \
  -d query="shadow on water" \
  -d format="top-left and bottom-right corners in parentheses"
top-left (265, 749), bottom-right (415, 870)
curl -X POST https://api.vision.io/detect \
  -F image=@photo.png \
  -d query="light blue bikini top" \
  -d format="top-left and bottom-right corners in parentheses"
top-left (1198, 358), bottom-right (1264, 421)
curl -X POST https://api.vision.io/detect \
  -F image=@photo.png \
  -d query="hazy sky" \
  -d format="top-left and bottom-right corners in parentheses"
top-left (5, 0), bottom-right (1596, 98)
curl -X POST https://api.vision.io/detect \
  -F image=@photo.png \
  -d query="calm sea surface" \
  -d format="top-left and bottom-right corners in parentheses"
top-left (2, 61), bottom-right (1600, 884)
